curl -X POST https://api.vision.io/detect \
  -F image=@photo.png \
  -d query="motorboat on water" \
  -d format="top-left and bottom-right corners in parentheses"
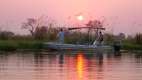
top-left (43, 41), bottom-right (113, 52)
top-left (43, 20), bottom-right (113, 52)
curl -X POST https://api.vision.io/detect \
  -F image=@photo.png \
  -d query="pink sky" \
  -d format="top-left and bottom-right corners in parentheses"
top-left (0, 0), bottom-right (142, 35)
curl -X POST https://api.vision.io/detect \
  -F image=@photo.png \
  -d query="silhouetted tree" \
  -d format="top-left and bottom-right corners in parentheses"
top-left (34, 26), bottom-right (48, 40)
top-left (135, 33), bottom-right (142, 44)
top-left (0, 31), bottom-right (15, 40)
top-left (22, 16), bottom-right (48, 36)
top-left (118, 33), bottom-right (126, 40)
top-left (103, 33), bottom-right (114, 45)
top-left (86, 20), bottom-right (103, 28)
top-left (46, 24), bottom-right (59, 41)
top-left (22, 18), bottom-right (37, 36)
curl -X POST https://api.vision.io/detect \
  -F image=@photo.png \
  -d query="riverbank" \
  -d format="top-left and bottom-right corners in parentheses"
top-left (0, 40), bottom-right (43, 51)
top-left (122, 43), bottom-right (142, 51)
top-left (0, 40), bottom-right (141, 51)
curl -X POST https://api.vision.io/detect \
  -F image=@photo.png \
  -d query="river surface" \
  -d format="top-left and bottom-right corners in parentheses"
top-left (0, 51), bottom-right (142, 80)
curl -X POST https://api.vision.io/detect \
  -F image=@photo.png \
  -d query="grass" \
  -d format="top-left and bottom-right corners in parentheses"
top-left (122, 42), bottom-right (142, 50)
top-left (0, 40), bottom-right (142, 51)
top-left (0, 40), bottom-right (43, 51)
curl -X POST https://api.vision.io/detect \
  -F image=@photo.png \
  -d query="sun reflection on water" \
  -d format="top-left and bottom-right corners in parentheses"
top-left (76, 53), bottom-right (85, 80)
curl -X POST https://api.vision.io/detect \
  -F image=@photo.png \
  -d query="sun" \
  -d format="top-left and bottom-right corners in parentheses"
top-left (77, 15), bottom-right (84, 21)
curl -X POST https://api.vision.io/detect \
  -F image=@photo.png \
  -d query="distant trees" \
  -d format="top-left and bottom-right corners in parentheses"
top-left (22, 17), bottom-right (57, 40)
top-left (0, 31), bottom-right (14, 40)
top-left (86, 20), bottom-right (103, 28)
top-left (34, 26), bottom-right (47, 40)
top-left (22, 18), bottom-right (38, 36)
top-left (118, 33), bottom-right (126, 40)
top-left (46, 25), bottom-right (59, 41)
top-left (134, 33), bottom-right (142, 44)
top-left (22, 17), bottom-right (48, 36)
top-left (85, 20), bottom-right (104, 36)
top-left (103, 33), bottom-right (114, 45)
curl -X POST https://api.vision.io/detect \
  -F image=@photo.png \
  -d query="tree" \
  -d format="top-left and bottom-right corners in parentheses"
top-left (118, 33), bottom-right (126, 40)
top-left (135, 33), bottom-right (142, 44)
top-left (86, 20), bottom-right (104, 36)
top-left (22, 16), bottom-right (48, 36)
top-left (86, 20), bottom-right (103, 28)
top-left (0, 31), bottom-right (15, 40)
top-left (85, 20), bottom-right (104, 43)
top-left (34, 26), bottom-right (48, 40)
top-left (22, 18), bottom-right (37, 36)
top-left (46, 24), bottom-right (59, 41)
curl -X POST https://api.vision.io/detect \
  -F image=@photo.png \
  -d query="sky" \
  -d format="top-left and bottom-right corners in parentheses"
top-left (0, 0), bottom-right (142, 35)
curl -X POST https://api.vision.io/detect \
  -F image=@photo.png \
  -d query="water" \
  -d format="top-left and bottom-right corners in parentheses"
top-left (0, 51), bottom-right (142, 80)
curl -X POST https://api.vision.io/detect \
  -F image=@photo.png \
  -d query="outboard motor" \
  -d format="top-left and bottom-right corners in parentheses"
top-left (113, 40), bottom-right (121, 55)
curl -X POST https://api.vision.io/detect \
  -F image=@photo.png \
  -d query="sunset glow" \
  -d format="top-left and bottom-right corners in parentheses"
top-left (0, 0), bottom-right (142, 34)
top-left (77, 15), bottom-right (84, 21)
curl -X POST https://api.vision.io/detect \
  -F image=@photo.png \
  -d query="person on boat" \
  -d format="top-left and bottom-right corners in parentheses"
top-left (93, 31), bottom-right (103, 46)
top-left (57, 28), bottom-right (65, 44)
top-left (98, 31), bottom-right (103, 44)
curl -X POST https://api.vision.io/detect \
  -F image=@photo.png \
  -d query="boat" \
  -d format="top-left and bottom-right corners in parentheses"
top-left (43, 42), bottom-right (113, 52)
top-left (43, 20), bottom-right (113, 52)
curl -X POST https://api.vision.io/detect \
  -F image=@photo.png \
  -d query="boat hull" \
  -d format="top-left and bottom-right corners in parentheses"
top-left (43, 42), bottom-right (113, 52)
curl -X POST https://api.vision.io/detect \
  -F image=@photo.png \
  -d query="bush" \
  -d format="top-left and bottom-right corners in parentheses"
top-left (134, 33), bottom-right (142, 44)
top-left (17, 41), bottom-right (43, 49)
top-left (0, 41), bottom-right (17, 51)
top-left (122, 43), bottom-right (142, 50)
top-left (0, 31), bottom-right (14, 40)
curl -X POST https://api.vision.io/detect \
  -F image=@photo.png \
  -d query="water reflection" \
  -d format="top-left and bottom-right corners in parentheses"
top-left (134, 53), bottom-right (142, 64)
top-left (76, 53), bottom-right (84, 80)
top-left (0, 52), bottom-right (142, 80)
top-left (75, 52), bottom-right (105, 80)
top-left (59, 54), bottom-right (64, 65)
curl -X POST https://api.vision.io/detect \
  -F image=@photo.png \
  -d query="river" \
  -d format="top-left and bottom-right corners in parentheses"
top-left (0, 51), bottom-right (142, 80)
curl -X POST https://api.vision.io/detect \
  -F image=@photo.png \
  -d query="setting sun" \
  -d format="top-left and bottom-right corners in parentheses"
top-left (77, 15), bottom-right (84, 21)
